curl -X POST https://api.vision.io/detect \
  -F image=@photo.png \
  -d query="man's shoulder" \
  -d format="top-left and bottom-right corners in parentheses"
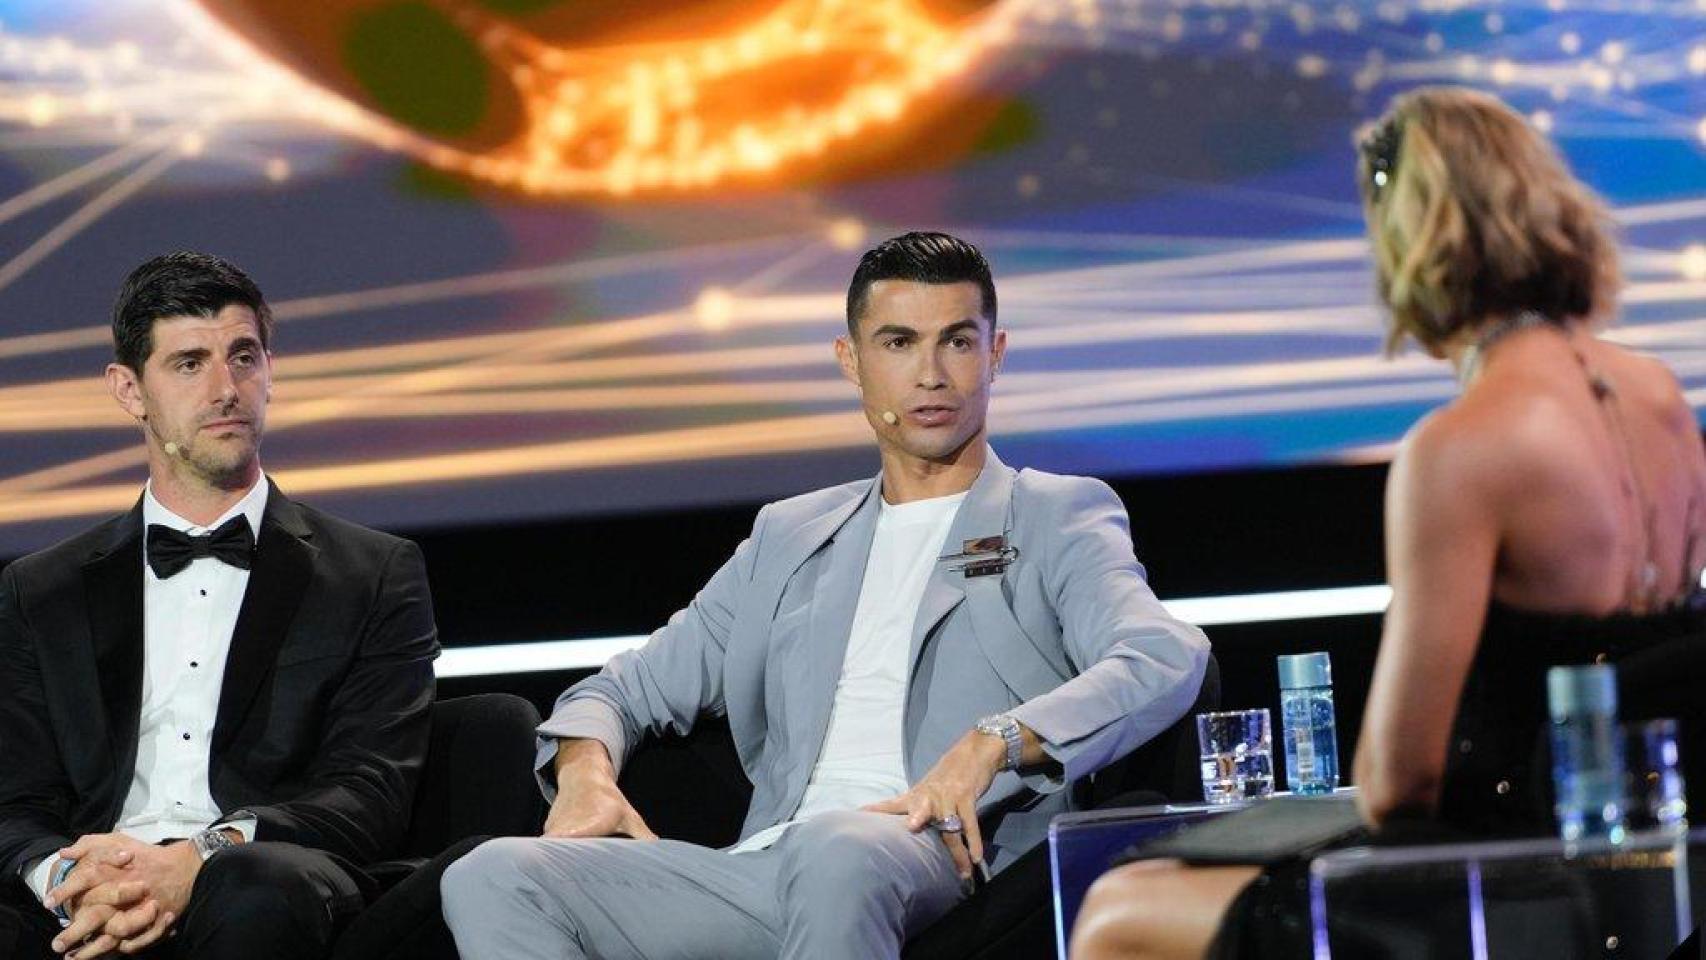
top-left (1005, 467), bottom-right (1133, 563)
top-left (3, 510), bottom-right (137, 586)
top-left (281, 496), bottom-right (411, 557)
top-left (1011, 467), bottom-right (1120, 516)
top-left (758, 477), bottom-right (872, 527)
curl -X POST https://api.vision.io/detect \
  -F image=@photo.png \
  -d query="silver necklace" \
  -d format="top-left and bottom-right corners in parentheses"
top-left (1458, 311), bottom-right (1554, 385)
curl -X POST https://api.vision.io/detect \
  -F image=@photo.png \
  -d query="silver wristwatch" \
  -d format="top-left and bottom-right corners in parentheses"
top-left (975, 714), bottom-right (1024, 773)
top-left (190, 828), bottom-right (236, 862)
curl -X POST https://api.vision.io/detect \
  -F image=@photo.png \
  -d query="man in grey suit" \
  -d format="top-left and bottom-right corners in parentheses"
top-left (442, 231), bottom-right (1210, 960)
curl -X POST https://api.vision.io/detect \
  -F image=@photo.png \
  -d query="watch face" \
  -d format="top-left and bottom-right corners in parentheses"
top-left (194, 830), bottom-right (233, 860)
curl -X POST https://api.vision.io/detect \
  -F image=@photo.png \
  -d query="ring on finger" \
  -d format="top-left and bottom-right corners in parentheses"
top-left (932, 814), bottom-right (964, 833)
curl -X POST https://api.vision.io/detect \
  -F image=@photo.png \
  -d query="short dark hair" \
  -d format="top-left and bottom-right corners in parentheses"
top-left (111, 252), bottom-right (273, 373)
top-left (845, 231), bottom-right (997, 336)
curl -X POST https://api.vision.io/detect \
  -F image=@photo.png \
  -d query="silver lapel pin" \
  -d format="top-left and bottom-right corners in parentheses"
top-left (939, 535), bottom-right (1019, 578)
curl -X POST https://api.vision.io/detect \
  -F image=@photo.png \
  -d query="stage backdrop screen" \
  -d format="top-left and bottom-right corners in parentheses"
top-left (0, 0), bottom-right (1701, 552)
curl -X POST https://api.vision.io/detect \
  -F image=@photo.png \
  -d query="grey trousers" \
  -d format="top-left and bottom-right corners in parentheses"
top-left (440, 809), bottom-right (967, 960)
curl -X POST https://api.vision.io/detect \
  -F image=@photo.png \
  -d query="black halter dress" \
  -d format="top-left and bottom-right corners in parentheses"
top-left (1203, 596), bottom-right (1706, 960)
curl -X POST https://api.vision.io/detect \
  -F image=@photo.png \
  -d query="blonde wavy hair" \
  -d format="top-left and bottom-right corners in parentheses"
top-left (1357, 87), bottom-right (1620, 355)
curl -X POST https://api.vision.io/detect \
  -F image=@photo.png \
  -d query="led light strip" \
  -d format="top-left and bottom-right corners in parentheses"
top-left (1166, 585), bottom-right (1393, 628)
top-left (434, 584), bottom-right (1396, 678)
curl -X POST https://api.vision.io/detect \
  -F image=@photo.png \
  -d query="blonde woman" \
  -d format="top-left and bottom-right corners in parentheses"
top-left (1070, 86), bottom-right (1706, 960)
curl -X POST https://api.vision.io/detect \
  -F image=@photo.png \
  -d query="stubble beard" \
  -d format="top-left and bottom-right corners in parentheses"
top-left (182, 431), bottom-right (263, 492)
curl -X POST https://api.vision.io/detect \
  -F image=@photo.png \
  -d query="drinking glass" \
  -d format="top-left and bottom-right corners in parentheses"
top-left (1625, 718), bottom-right (1687, 831)
top-left (1196, 708), bottom-right (1274, 803)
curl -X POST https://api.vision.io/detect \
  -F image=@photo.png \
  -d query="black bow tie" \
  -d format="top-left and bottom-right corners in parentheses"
top-left (146, 516), bottom-right (255, 579)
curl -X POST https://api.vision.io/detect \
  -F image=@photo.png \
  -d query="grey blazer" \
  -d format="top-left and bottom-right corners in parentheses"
top-left (538, 448), bottom-right (1210, 870)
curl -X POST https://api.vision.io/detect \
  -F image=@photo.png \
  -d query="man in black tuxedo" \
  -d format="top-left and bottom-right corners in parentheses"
top-left (0, 253), bottom-right (439, 959)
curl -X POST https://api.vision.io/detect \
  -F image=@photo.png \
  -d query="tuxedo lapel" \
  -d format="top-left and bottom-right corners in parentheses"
top-left (81, 503), bottom-right (145, 791)
top-left (213, 482), bottom-right (313, 754)
top-left (908, 449), bottom-right (1017, 677)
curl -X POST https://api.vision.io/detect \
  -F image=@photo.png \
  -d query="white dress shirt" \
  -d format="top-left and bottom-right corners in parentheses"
top-left (732, 490), bottom-right (965, 853)
top-left (26, 478), bottom-right (265, 907)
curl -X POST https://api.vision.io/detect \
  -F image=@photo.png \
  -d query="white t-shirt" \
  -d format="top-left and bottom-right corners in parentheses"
top-left (732, 490), bottom-right (965, 853)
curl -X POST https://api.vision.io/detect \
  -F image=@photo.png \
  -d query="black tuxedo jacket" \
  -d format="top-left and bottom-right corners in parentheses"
top-left (0, 480), bottom-right (439, 885)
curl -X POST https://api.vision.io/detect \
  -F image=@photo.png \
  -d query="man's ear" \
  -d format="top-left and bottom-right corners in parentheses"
top-left (990, 328), bottom-right (1007, 380)
top-left (106, 363), bottom-right (146, 420)
top-left (834, 335), bottom-right (861, 390)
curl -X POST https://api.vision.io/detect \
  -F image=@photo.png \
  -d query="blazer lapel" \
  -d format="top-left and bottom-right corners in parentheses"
top-left (213, 481), bottom-right (314, 753)
top-left (781, 479), bottom-right (882, 786)
top-left (763, 480), bottom-right (877, 594)
top-left (908, 448), bottom-right (1017, 677)
top-left (798, 480), bottom-right (881, 674)
top-left (81, 501), bottom-right (146, 792)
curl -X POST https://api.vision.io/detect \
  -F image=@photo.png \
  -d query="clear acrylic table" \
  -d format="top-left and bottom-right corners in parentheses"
top-left (1309, 826), bottom-right (1704, 959)
top-left (1046, 792), bottom-right (1703, 960)
top-left (1047, 799), bottom-right (1254, 958)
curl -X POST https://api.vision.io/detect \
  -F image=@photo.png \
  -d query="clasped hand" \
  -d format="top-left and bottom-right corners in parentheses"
top-left (42, 834), bottom-right (198, 959)
top-left (862, 729), bottom-right (1006, 881)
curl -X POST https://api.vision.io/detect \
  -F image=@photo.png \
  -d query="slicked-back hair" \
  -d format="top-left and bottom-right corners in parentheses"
top-left (845, 231), bottom-right (997, 336)
top-left (1357, 87), bottom-right (1619, 355)
top-left (111, 251), bottom-right (274, 374)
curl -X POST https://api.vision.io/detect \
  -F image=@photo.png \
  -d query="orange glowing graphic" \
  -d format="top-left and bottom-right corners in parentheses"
top-left (195, 0), bottom-right (1012, 195)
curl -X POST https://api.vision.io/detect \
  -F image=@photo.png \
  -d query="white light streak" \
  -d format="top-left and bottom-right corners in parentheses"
top-left (432, 584), bottom-right (1394, 677)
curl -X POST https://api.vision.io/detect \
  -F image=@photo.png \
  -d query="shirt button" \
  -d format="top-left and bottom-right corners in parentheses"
top-left (199, 589), bottom-right (207, 597)
top-left (1593, 652), bottom-right (1608, 664)
top-left (190, 661), bottom-right (199, 669)
top-left (182, 732), bottom-right (191, 741)
top-left (1495, 780), bottom-right (1511, 795)
top-left (1458, 739), bottom-right (1473, 754)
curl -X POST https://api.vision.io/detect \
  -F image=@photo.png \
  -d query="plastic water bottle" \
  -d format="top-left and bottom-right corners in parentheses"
top-left (1548, 665), bottom-right (1627, 844)
top-left (1277, 651), bottom-right (1339, 795)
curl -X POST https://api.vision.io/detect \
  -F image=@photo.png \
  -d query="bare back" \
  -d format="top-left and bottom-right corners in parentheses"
top-left (1356, 320), bottom-right (1706, 824)
top-left (1470, 329), bottom-right (1706, 614)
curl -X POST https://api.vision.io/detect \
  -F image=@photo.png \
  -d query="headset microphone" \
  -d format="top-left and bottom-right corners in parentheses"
top-left (142, 412), bottom-right (186, 459)
top-left (881, 410), bottom-right (899, 426)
